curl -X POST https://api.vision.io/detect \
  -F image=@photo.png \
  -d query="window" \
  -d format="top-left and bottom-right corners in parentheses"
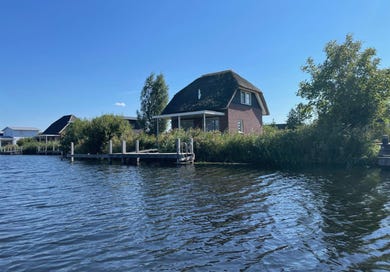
top-left (240, 91), bottom-right (252, 105)
top-left (181, 119), bottom-right (194, 130)
top-left (237, 120), bottom-right (244, 133)
top-left (206, 118), bottom-right (220, 131)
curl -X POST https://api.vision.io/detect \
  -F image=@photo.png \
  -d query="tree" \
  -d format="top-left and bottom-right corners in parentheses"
top-left (297, 34), bottom-right (390, 131)
top-left (286, 103), bottom-right (312, 129)
top-left (60, 118), bottom-right (89, 153)
top-left (84, 114), bottom-right (132, 153)
top-left (60, 115), bottom-right (132, 154)
top-left (137, 73), bottom-right (169, 135)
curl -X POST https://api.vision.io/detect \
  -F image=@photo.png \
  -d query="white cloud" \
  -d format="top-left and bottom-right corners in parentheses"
top-left (115, 102), bottom-right (126, 107)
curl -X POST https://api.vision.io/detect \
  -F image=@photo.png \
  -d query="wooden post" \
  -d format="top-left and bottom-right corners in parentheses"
top-left (136, 140), bottom-right (140, 165)
top-left (70, 142), bottom-right (74, 162)
top-left (121, 140), bottom-right (126, 164)
top-left (190, 137), bottom-right (194, 163)
top-left (176, 138), bottom-right (181, 154)
top-left (176, 138), bottom-right (181, 164)
top-left (108, 140), bottom-right (113, 164)
top-left (122, 140), bottom-right (126, 154)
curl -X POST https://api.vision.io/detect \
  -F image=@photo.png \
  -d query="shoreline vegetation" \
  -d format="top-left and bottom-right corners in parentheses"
top-left (12, 121), bottom-right (381, 169)
top-left (54, 113), bottom-right (382, 168)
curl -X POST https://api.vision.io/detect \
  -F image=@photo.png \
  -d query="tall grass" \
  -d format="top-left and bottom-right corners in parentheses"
top-left (147, 126), bottom-right (378, 167)
top-left (61, 123), bottom-right (379, 167)
top-left (16, 138), bottom-right (61, 154)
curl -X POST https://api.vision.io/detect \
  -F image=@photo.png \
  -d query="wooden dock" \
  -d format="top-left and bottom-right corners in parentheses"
top-left (0, 146), bottom-right (23, 155)
top-left (67, 138), bottom-right (195, 165)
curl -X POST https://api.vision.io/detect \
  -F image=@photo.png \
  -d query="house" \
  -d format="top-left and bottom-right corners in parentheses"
top-left (0, 127), bottom-right (40, 146)
top-left (122, 116), bottom-right (142, 131)
top-left (0, 130), bottom-right (12, 147)
top-left (153, 70), bottom-right (269, 134)
top-left (39, 114), bottom-right (77, 142)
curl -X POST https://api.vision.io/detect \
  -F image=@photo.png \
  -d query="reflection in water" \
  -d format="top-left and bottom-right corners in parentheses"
top-left (0, 156), bottom-right (389, 271)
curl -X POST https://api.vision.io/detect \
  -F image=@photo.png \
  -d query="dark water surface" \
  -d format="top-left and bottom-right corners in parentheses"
top-left (0, 156), bottom-right (389, 271)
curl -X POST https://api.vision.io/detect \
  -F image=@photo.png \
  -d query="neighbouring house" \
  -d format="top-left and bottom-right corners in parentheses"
top-left (0, 127), bottom-right (40, 146)
top-left (39, 114), bottom-right (77, 142)
top-left (123, 116), bottom-right (142, 131)
top-left (153, 70), bottom-right (269, 134)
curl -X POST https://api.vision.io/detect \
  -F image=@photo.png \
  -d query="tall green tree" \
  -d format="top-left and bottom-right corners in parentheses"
top-left (297, 34), bottom-right (390, 131)
top-left (137, 73), bottom-right (169, 134)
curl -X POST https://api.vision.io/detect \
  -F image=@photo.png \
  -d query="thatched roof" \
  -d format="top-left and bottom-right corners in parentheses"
top-left (42, 115), bottom-right (77, 135)
top-left (162, 70), bottom-right (269, 115)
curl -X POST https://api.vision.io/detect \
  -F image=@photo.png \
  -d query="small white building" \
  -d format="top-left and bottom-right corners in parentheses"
top-left (0, 127), bottom-right (40, 146)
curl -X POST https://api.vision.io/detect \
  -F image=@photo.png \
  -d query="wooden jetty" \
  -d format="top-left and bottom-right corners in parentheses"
top-left (0, 146), bottom-right (23, 155)
top-left (67, 138), bottom-right (195, 165)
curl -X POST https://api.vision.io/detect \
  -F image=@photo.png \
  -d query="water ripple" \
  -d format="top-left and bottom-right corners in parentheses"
top-left (0, 156), bottom-right (389, 271)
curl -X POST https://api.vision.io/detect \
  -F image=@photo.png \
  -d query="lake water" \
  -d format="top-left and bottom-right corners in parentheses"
top-left (0, 156), bottom-right (389, 271)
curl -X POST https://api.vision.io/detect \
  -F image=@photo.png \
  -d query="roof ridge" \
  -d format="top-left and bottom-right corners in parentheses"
top-left (5, 126), bottom-right (40, 130)
top-left (201, 69), bottom-right (234, 77)
top-left (231, 72), bottom-right (262, 92)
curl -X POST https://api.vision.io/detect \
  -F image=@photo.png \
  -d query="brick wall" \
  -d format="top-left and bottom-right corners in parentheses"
top-left (227, 104), bottom-right (263, 134)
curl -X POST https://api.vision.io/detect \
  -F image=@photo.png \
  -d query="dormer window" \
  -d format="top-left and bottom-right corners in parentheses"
top-left (240, 91), bottom-right (251, 105)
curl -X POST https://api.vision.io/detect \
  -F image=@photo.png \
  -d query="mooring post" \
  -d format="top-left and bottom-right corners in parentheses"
top-left (121, 140), bottom-right (126, 164)
top-left (70, 142), bottom-right (74, 162)
top-left (190, 137), bottom-right (194, 163)
top-left (122, 140), bottom-right (126, 154)
top-left (135, 140), bottom-right (140, 165)
top-left (176, 138), bottom-right (181, 154)
top-left (176, 138), bottom-right (181, 164)
top-left (108, 140), bottom-right (113, 164)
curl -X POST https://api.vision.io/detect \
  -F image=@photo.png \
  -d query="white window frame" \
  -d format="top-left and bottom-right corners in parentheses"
top-left (237, 120), bottom-right (244, 133)
top-left (240, 91), bottom-right (252, 106)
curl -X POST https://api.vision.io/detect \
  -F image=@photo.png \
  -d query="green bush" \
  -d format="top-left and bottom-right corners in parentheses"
top-left (60, 114), bottom-right (133, 154)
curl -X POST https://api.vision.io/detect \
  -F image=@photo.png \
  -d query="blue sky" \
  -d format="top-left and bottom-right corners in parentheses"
top-left (1, 0), bottom-right (390, 131)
